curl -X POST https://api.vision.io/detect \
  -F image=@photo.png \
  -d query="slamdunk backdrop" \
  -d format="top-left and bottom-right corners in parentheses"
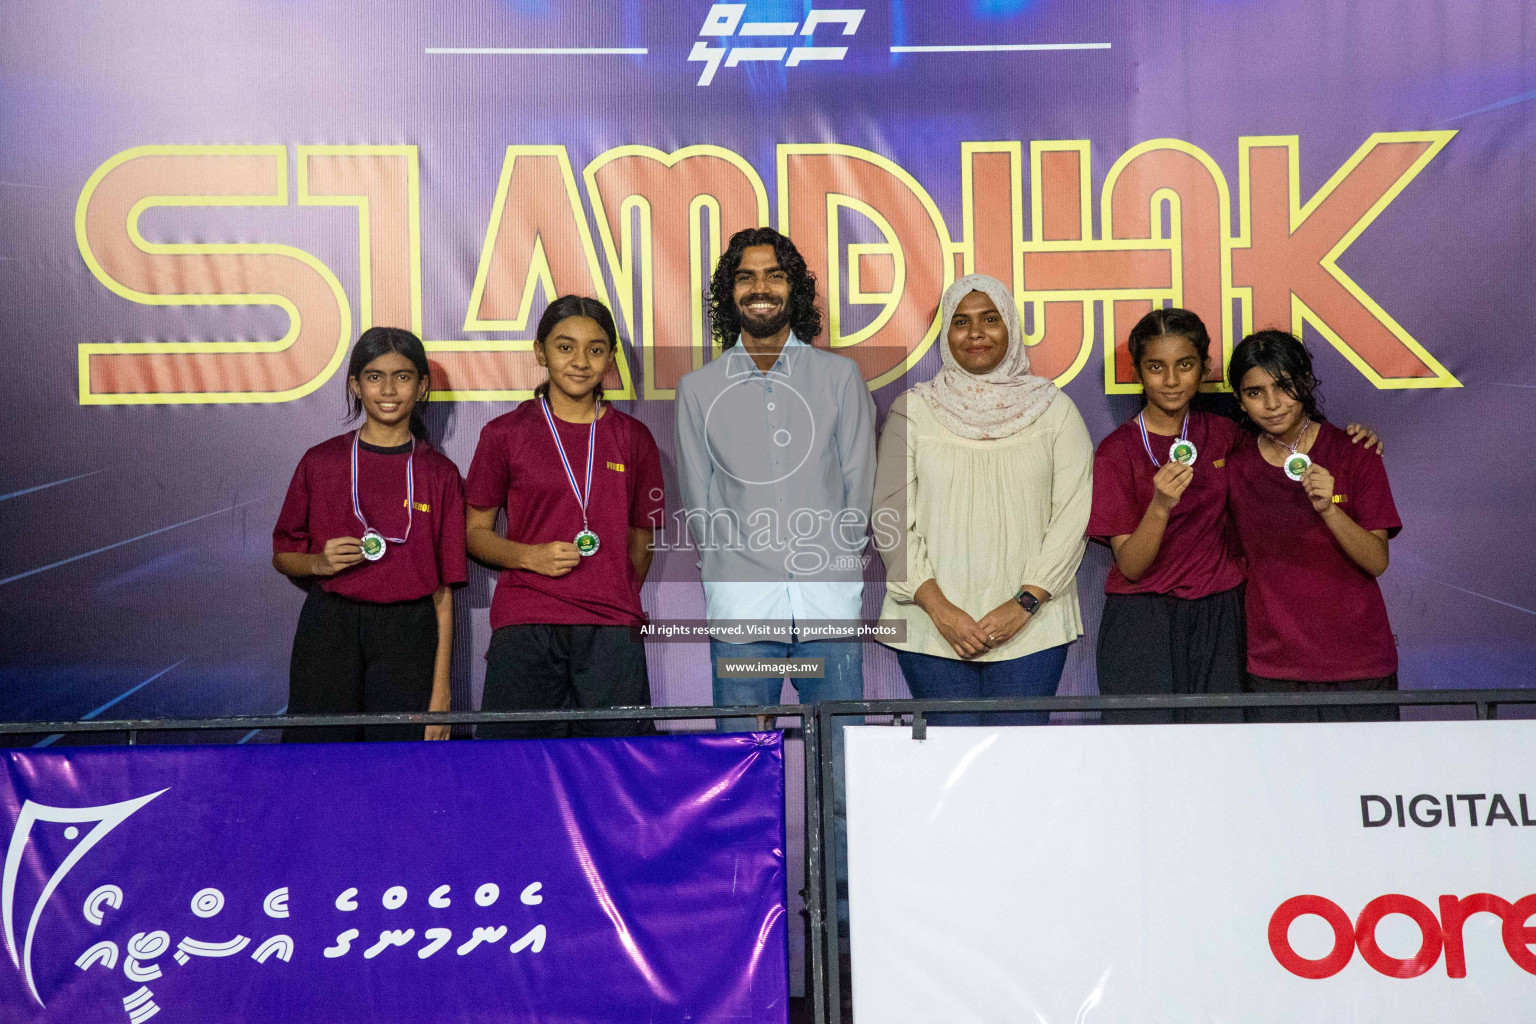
top-left (1, 0), bottom-right (1534, 730)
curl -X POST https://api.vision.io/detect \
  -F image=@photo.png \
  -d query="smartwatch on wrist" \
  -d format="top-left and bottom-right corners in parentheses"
top-left (1014, 588), bottom-right (1042, 615)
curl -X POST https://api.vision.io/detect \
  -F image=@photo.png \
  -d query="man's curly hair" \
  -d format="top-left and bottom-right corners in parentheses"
top-left (707, 227), bottom-right (822, 348)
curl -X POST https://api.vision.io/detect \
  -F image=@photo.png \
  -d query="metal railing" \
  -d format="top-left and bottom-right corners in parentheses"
top-left (5, 688), bottom-right (1536, 1024)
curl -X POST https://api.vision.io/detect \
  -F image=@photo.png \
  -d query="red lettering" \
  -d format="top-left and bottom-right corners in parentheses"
top-left (1275, 892), bottom-right (1536, 979)
top-left (1268, 895), bottom-right (1355, 979)
top-left (77, 147), bottom-right (349, 403)
top-left (1104, 143), bottom-right (1227, 386)
top-left (441, 146), bottom-right (626, 399)
top-left (1502, 894), bottom-right (1536, 974)
top-left (300, 148), bottom-right (418, 333)
top-left (585, 146), bottom-right (766, 397)
top-left (1439, 893), bottom-right (1512, 978)
top-left (1231, 134), bottom-right (1457, 387)
top-left (780, 145), bottom-right (948, 388)
top-left (1354, 894), bottom-right (1442, 978)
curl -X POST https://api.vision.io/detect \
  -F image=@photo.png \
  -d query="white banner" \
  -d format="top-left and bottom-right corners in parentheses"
top-left (845, 722), bottom-right (1536, 1023)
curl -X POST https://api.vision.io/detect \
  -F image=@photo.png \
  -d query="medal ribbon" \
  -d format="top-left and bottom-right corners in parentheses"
top-left (538, 397), bottom-right (598, 532)
top-left (1260, 418), bottom-right (1313, 458)
top-left (351, 431), bottom-right (415, 544)
top-left (1137, 411), bottom-right (1189, 467)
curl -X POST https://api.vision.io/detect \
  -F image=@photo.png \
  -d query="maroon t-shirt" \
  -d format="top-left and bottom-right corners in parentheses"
top-left (1227, 421), bottom-right (1401, 681)
top-left (466, 402), bottom-right (665, 629)
top-left (273, 433), bottom-right (468, 603)
top-left (1088, 411), bottom-right (1245, 599)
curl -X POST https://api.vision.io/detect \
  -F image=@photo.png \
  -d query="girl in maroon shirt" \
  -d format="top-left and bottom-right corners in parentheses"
top-left (1090, 311), bottom-right (1384, 723)
top-left (1089, 309), bottom-right (1246, 722)
top-left (273, 328), bottom-right (467, 742)
top-left (465, 296), bottom-right (665, 739)
top-left (1226, 330), bottom-right (1401, 722)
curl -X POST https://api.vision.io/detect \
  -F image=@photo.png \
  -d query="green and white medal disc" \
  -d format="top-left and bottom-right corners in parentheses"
top-left (360, 529), bottom-right (387, 561)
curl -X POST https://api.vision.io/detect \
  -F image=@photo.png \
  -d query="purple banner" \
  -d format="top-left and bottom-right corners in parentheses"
top-left (0, 733), bottom-right (788, 1023)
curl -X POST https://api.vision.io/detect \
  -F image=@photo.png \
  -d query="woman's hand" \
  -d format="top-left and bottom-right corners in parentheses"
top-left (925, 598), bottom-right (993, 659)
top-left (424, 724), bottom-right (451, 741)
top-left (913, 579), bottom-right (991, 659)
top-left (1150, 462), bottom-right (1194, 513)
top-left (524, 541), bottom-right (582, 578)
top-left (314, 537), bottom-right (364, 576)
top-left (977, 599), bottom-right (1031, 648)
top-left (1301, 463), bottom-right (1336, 515)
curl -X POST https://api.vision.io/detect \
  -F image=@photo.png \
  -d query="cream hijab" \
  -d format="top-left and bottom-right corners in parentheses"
top-left (912, 274), bottom-right (1059, 439)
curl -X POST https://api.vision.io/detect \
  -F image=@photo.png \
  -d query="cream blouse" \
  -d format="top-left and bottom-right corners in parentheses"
top-left (874, 389), bottom-right (1093, 660)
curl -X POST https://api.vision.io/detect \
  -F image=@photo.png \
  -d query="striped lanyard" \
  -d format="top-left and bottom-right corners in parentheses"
top-left (1261, 419), bottom-right (1313, 458)
top-left (538, 398), bottom-right (598, 532)
top-left (1137, 411), bottom-right (1189, 468)
top-left (350, 432), bottom-right (415, 543)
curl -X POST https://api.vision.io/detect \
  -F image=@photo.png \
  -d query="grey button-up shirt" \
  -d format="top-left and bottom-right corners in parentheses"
top-left (674, 336), bottom-right (878, 632)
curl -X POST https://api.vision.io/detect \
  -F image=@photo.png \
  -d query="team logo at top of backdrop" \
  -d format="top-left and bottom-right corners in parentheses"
top-left (689, 4), bottom-right (864, 85)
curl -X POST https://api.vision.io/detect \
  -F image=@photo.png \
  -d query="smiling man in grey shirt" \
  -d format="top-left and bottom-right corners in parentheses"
top-left (675, 226), bottom-right (876, 719)
top-left (675, 226), bottom-right (874, 930)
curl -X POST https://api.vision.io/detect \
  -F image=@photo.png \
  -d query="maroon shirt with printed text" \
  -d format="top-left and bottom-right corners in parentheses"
top-left (1089, 411), bottom-right (1245, 599)
top-left (274, 434), bottom-right (467, 603)
top-left (466, 402), bottom-right (665, 629)
top-left (1227, 421), bottom-right (1401, 681)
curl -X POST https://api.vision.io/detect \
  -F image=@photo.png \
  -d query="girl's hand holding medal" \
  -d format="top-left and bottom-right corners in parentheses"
top-left (1301, 463), bottom-right (1337, 515)
top-left (1150, 461), bottom-right (1194, 513)
top-left (314, 536), bottom-right (365, 576)
top-left (525, 540), bottom-right (583, 578)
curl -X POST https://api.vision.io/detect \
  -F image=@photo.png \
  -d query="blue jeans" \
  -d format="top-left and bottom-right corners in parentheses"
top-left (895, 643), bottom-right (1071, 725)
top-left (711, 637), bottom-right (862, 926)
top-left (710, 638), bottom-right (864, 727)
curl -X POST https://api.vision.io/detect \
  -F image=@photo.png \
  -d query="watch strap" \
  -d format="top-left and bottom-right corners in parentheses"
top-left (1014, 588), bottom-right (1041, 614)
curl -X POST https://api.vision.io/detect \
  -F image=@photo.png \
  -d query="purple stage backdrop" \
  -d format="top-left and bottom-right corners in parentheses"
top-left (0, 733), bottom-right (788, 1022)
top-left (2, 0), bottom-right (1535, 734)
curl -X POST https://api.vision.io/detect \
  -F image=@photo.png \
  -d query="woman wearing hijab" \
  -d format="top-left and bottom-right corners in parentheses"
top-left (874, 274), bottom-right (1093, 724)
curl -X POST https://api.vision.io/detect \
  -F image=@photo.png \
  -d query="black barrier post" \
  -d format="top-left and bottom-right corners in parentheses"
top-left (802, 712), bottom-right (827, 1024)
top-left (816, 702), bottom-right (841, 1023)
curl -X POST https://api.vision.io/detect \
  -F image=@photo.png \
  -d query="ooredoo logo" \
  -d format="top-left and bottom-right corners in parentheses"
top-left (1269, 893), bottom-right (1536, 979)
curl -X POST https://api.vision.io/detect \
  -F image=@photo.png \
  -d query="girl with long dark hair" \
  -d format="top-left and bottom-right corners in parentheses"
top-left (273, 327), bottom-right (466, 741)
top-left (465, 296), bottom-right (665, 738)
top-left (1089, 312), bottom-right (1384, 722)
top-left (1226, 330), bottom-right (1401, 721)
